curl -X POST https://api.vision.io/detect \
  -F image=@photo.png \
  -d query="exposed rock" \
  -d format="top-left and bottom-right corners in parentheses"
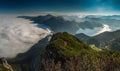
top-left (2, 58), bottom-right (13, 71)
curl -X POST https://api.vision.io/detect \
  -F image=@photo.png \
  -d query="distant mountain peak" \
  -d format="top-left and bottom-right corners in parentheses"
top-left (46, 14), bottom-right (54, 17)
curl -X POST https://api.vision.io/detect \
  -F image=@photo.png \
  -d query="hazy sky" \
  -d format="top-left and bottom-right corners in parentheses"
top-left (0, 0), bottom-right (120, 14)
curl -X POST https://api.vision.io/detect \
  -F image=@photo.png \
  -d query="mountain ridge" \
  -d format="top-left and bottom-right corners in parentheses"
top-left (1, 32), bottom-right (120, 71)
top-left (75, 30), bottom-right (120, 50)
top-left (18, 14), bottom-right (103, 34)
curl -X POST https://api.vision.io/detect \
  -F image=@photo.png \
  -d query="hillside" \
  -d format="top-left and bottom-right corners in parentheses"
top-left (75, 30), bottom-right (120, 50)
top-left (46, 32), bottom-right (90, 59)
top-left (1, 32), bottom-right (120, 71)
top-left (31, 32), bottom-right (120, 71)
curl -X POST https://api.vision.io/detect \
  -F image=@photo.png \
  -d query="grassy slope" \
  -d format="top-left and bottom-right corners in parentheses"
top-left (47, 32), bottom-right (97, 58)
top-left (46, 32), bottom-right (120, 70)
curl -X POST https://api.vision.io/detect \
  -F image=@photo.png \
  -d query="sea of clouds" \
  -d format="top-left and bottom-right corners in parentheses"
top-left (0, 15), bottom-right (52, 58)
top-left (76, 24), bottom-right (113, 36)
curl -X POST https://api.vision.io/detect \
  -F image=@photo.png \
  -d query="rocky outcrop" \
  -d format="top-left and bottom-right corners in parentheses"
top-left (2, 58), bottom-right (13, 71)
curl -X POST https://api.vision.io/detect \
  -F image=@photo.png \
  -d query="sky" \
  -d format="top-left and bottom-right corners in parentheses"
top-left (0, 0), bottom-right (120, 14)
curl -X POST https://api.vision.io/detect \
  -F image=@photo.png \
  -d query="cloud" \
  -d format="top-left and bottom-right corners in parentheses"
top-left (0, 15), bottom-right (52, 58)
top-left (94, 24), bottom-right (112, 35)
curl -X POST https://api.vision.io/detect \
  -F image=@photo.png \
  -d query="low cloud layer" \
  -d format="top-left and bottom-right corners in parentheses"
top-left (76, 24), bottom-right (113, 36)
top-left (0, 15), bottom-right (52, 58)
top-left (94, 24), bottom-right (112, 35)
